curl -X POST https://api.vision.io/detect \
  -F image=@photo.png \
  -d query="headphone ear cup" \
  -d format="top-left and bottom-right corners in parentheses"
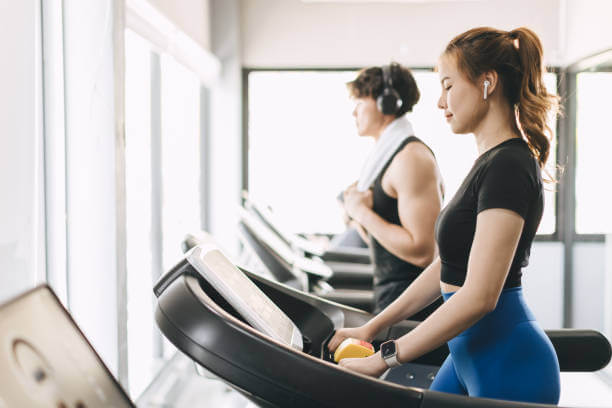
top-left (377, 88), bottom-right (403, 115)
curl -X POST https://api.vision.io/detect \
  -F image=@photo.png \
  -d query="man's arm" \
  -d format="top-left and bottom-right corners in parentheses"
top-left (354, 143), bottom-right (442, 267)
top-left (348, 220), bottom-right (370, 244)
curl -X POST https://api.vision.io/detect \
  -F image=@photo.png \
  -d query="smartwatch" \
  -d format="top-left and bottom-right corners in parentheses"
top-left (380, 340), bottom-right (401, 368)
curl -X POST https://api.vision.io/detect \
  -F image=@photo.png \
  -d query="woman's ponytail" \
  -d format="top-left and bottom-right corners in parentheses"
top-left (510, 27), bottom-right (560, 169)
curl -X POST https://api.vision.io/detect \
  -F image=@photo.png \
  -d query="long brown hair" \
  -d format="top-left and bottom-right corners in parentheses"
top-left (443, 27), bottom-right (559, 170)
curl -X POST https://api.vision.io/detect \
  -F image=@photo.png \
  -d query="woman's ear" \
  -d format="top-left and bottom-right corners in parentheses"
top-left (481, 71), bottom-right (498, 100)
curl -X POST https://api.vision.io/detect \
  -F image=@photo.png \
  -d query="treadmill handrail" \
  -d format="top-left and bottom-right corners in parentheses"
top-left (246, 199), bottom-right (313, 251)
top-left (246, 198), bottom-right (371, 263)
top-left (546, 329), bottom-right (612, 372)
top-left (320, 246), bottom-right (371, 264)
top-left (153, 256), bottom-right (194, 297)
top-left (239, 206), bottom-right (333, 279)
top-left (239, 206), bottom-right (297, 266)
top-left (326, 261), bottom-right (374, 276)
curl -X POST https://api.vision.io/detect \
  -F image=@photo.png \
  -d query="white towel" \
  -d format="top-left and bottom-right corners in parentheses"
top-left (356, 117), bottom-right (415, 192)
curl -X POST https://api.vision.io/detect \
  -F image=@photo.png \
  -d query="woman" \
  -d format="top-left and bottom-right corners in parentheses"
top-left (328, 27), bottom-right (560, 404)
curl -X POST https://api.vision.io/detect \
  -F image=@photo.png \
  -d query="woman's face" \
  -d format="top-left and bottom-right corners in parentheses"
top-left (352, 96), bottom-right (387, 137)
top-left (437, 55), bottom-right (486, 134)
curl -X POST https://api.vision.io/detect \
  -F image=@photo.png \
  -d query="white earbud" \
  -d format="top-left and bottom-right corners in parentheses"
top-left (483, 80), bottom-right (490, 100)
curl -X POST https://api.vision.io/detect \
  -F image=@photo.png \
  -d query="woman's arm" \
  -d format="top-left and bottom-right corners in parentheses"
top-left (366, 256), bottom-right (442, 334)
top-left (337, 208), bottom-right (525, 376)
top-left (328, 257), bottom-right (443, 352)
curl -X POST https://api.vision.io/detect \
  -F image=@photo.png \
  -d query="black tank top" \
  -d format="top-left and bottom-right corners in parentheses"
top-left (370, 136), bottom-right (429, 287)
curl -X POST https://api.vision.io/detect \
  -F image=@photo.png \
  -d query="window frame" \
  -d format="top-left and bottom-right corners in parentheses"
top-left (565, 55), bottom-right (612, 242)
top-left (558, 49), bottom-right (612, 327)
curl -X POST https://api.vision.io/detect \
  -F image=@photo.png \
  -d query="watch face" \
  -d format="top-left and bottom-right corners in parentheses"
top-left (381, 340), bottom-right (396, 358)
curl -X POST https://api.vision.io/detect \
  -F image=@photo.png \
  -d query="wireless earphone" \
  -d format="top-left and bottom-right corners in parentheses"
top-left (483, 79), bottom-right (490, 100)
top-left (377, 64), bottom-right (403, 115)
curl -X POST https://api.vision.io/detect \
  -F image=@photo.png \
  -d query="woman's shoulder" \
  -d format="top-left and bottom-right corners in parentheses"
top-left (477, 139), bottom-right (541, 193)
top-left (483, 139), bottom-right (538, 171)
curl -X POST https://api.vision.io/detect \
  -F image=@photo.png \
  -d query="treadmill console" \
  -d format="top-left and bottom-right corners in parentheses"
top-left (186, 245), bottom-right (304, 351)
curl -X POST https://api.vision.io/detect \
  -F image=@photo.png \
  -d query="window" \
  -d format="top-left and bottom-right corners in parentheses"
top-left (125, 29), bottom-right (157, 397)
top-left (248, 70), bottom-right (367, 234)
top-left (159, 55), bottom-right (202, 272)
top-left (247, 70), bottom-right (558, 236)
top-left (575, 72), bottom-right (612, 234)
top-left (125, 28), bottom-right (203, 397)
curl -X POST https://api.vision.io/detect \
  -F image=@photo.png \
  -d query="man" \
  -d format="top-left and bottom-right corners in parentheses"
top-left (342, 63), bottom-right (444, 316)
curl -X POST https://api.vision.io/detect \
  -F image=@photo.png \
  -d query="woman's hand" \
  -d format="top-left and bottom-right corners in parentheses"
top-left (343, 184), bottom-right (373, 223)
top-left (327, 325), bottom-right (374, 353)
top-left (338, 353), bottom-right (388, 378)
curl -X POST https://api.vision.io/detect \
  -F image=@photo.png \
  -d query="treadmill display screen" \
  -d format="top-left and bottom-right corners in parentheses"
top-left (188, 246), bottom-right (303, 350)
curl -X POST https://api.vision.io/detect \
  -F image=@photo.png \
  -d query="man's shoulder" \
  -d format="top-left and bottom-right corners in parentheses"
top-left (385, 140), bottom-right (439, 194)
top-left (391, 140), bottom-right (437, 173)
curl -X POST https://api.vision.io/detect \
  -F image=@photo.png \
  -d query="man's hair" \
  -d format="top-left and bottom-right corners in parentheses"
top-left (347, 63), bottom-right (420, 117)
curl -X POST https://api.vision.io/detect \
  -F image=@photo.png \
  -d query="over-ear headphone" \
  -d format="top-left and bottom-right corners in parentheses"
top-left (377, 64), bottom-right (403, 115)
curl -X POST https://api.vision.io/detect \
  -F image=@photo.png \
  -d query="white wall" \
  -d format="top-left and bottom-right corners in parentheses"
top-left (516, 241), bottom-right (608, 332)
top-left (564, 0), bottom-right (612, 64)
top-left (573, 242), bottom-right (606, 332)
top-left (0, 0), bottom-right (45, 302)
top-left (523, 242), bottom-right (564, 329)
top-left (605, 236), bottom-right (612, 341)
top-left (241, 0), bottom-right (562, 67)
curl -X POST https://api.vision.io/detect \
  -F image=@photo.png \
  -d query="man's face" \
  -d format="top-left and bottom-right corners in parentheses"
top-left (352, 96), bottom-right (387, 137)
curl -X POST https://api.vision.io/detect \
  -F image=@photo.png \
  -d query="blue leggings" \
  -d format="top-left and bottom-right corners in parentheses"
top-left (430, 287), bottom-right (560, 404)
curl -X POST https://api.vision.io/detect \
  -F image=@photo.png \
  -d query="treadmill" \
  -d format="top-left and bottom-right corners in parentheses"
top-left (243, 195), bottom-right (372, 263)
top-left (241, 196), bottom-right (374, 291)
top-left (0, 285), bottom-right (134, 407)
top-left (154, 241), bottom-right (612, 408)
top-left (237, 205), bottom-right (375, 312)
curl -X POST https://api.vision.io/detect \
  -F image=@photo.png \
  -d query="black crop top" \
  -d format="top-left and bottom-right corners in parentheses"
top-left (434, 138), bottom-right (543, 288)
